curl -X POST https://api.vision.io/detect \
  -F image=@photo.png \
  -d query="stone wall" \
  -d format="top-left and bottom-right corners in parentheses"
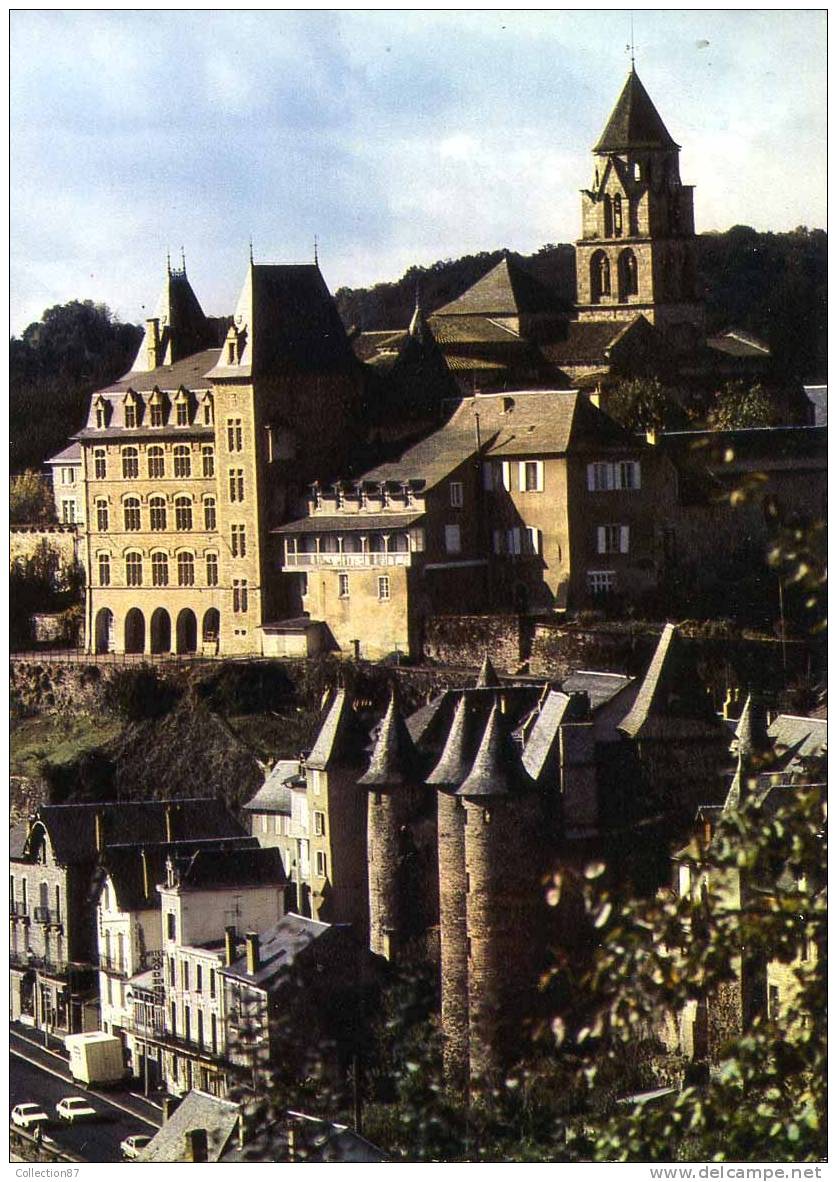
top-left (10, 525), bottom-right (83, 580)
top-left (422, 615), bottom-right (523, 673)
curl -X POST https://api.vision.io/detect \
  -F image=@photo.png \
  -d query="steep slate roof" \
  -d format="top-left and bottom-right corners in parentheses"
top-left (97, 837), bottom-right (260, 912)
top-left (475, 654), bottom-right (501, 688)
top-left (767, 714), bottom-right (827, 776)
top-left (457, 702), bottom-right (532, 799)
top-left (219, 913), bottom-right (342, 989)
top-left (434, 256), bottom-right (564, 318)
top-left (359, 412), bottom-right (483, 490)
top-left (129, 268), bottom-right (219, 375)
top-left (540, 318), bottom-right (651, 366)
top-left (617, 624), bottom-right (721, 741)
top-left (521, 690), bottom-right (573, 782)
top-left (172, 845), bottom-right (286, 891)
top-left (594, 68), bottom-right (679, 153)
top-left (561, 671), bottom-right (633, 710)
top-left (469, 389), bottom-right (632, 457)
top-left (243, 761), bottom-right (300, 815)
top-left (207, 263), bottom-right (356, 379)
top-left (9, 822), bottom-right (29, 860)
top-left (431, 315), bottom-right (525, 344)
top-left (358, 692), bottom-right (422, 788)
top-left (425, 694), bottom-right (473, 789)
top-left (139, 1090), bottom-right (241, 1163)
top-left (305, 689), bottom-right (369, 771)
top-left (93, 348), bottom-right (221, 397)
top-left (24, 799), bottom-right (244, 866)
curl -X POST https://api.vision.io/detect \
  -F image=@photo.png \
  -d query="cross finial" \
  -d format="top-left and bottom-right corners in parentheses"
top-left (180, 246), bottom-right (186, 273)
top-left (314, 234), bottom-right (319, 266)
top-left (627, 14), bottom-right (636, 68)
top-left (166, 249), bottom-right (171, 276)
top-left (249, 238), bottom-right (254, 265)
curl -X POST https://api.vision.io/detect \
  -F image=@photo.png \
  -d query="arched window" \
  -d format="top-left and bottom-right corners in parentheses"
top-left (151, 551), bottom-right (169, 586)
top-left (174, 497), bottom-right (193, 531)
top-left (94, 449), bottom-right (107, 480)
top-left (204, 497), bottom-right (216, 531)
top-left (206, 553), bottom-right (219, 586)
top-left (177, 552), bottom-right (195, 587)
top-left (173, 445), bottom-right (191, 479)
top-left (613, 193), bottom-right (623, 236)
top-left (591, 251), bottom-right (611, 303)
top-left (96, 499), bottom-right (109, 532)
top-left (202, 394), bottom-right (214, 426)
top-left (122, 447), bottom-right (139, 479)
top-left (97, 553), bottom-right (111, 586)
top-left (126, 552), bottom-right (143, 587)
top-left (148, 446), bottom-right (165, 479)
top-left (618, 249), bottom-right (639, 301)
top-left (123, 497), bottom-right (141, 531)
top-left (150, 496), bottom-right (167, 531)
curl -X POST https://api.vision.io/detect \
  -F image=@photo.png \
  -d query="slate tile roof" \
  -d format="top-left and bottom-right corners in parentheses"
top-left (430, 315), bottom-right (524, 344)
top-left (171, 845), bottom-right (286, 891)
top-left (138, 1090), bottom-right (241, 1163)
top-left (305, 689), bottom-right (369, 771)
top-left (471, 389), bottom-right (632, 457)
top-left (272, 511), bottom-right (424, 535)
top-left (243, 761), bottom-right (301, 815)
top-left (219, 913), bottom-right (340, 989)
top-left (457, 702), bottom-right (533, 799)
top-left (96, 348), bottom-right (220, 396)
top-left (96, 837), bottom-right (261, 912)
top-left (594, 67), bottom-right (679, 153)
top-left (539, 320), bottom-right (636, 365)
top-left (434, 256), bottom-right (564, 318)
top-left (45, 442), bottom-right (82, 464)
top-left (561, 671), bottom-right (634, 709)
top-left (617, 624), bottom-right (723, 741)
top-left (358, 692), bottom-right (422, 787)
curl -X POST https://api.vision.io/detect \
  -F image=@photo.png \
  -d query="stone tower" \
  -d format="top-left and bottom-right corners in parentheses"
top-left (359, 690), bottom-right (424, 961)
top-left (575, 67), bottom-right (705, 348)
top-left (426, 693), bottom-right (473, 1090)
top-left (458, 700), bottom-right (544, 1087)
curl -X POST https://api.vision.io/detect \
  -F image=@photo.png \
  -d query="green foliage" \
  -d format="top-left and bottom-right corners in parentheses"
top-left (709, 380), bottom-right (777, 429)
top-left (10, 470), bottom-right (57, 524)
top-left (605, 378), bottom-right (681, 432)
top-left (9, 540), bottom-right (85, 648)
top-left (101, 665), bottom-right (182, 721)
top-left (10, 299), bottom-right (142, 470)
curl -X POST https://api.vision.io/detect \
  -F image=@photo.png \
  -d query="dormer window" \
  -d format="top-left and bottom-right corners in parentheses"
top-left (149, 389), bottom-right (167, 428)
top-left (174, 390), bottom-right (191, 427)
top-left (202, 394), bottom-right (213, 426)
top-left (94, 397), bottom-right (110, 430)
top-left (228, 342), bottom-right (236, 365)
top-left (150, 404), bottom-right (164, 427)
top-left (124, 403), bottom-right (137, 429)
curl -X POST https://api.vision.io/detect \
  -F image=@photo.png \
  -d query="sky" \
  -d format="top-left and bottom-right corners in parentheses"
top-left (9, 9), bottom-right (827, 335)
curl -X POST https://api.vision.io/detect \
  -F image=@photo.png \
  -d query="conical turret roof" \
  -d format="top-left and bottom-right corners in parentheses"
top-left (475, 653), bottom-right (501, 689)
top-left (426, 694), bottom-right (472, 789)
top-left (358, 690), bottom-right (421, 788)
top-left (734, 694), bottom-right (770, 760)
top-left (594, 68), bottom-right (679, 153)
top-left (457, 702), bottom-right (529, 799)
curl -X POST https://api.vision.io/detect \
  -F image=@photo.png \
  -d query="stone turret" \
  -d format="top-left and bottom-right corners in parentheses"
top-left (359, 690), bottom-right (423, 960)
top-left (426, 693), bottom-right (473, 1088)
top-left (457, 702), bottom-right (544, 1086)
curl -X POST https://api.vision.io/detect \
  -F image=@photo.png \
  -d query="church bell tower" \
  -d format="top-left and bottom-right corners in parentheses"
top-left (575, 67), bottom-right (705, 347)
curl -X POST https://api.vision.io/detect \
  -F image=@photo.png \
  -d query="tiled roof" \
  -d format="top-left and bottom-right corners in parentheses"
top-left (425, 694), bottom-right (472, 788)
top-left (539, 320), bottom-right (635, 365)
top-left (471, 389), bottom-right (632, 457)
top-left (475, 654), bottom-right (501, 688)
top-left (139, 1090), bottom-right (240, 1163)
top-left (243, 761), bottom-right (300, 815)
top-left (45, 442), bottom-right (81, 465)
top-left (430, 315), bottom-right (524, 344)
top-left (352, 330), bottom-right (404, 361)
top-left (98, 837), bottom-right (260, 912)
top-left (97, 348), bottom-right (220, 395)
top-left (306, 689), bottom-right (369, 771)
top-left (434, 256), bottom-right (563, 318)
top-left (617, 625), bottom-right (722, 741)
top-left (457, 703), bottom-right (532, 799)
top-left (272, 512), bottom-right (424, 535)
top-left (767, 714), bottom-right (827, 774)
top-left (561, 671), bottom-right (633, 709)
top-left (9, 821), bottom-right (29, 859)
top-left (26, 799), bottom-right (244, 866)
top-left (359, 412), bottom-right (481, 489)
top-left (219, 913), bottom-right (339, 989)
top-left (521, 690), bottom-right (572, 782)
top-left (128, 270), bottom-right (219, 376)
top-left (173, 845), bottom-right (286, 891)
top-left (706, 330), bottom-right (771, 358)
top-left (358, 692), bottom-right (422, 788)
top-left (594, 68), bottom-right (679, 152)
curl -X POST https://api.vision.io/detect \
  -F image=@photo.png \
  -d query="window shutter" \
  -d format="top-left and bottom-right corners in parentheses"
top-left (508, 527), bottom-right (521, 555)
top-left (597, 526), bottom-right (606, 554)
top-left (606, 463), bottom-right (615, 490)
top-left (620, 525), bottom-right (630, 553)
top-left (632, 461), bottom-right (641, 489)
top-left (482, 463), bottom-right (494, 491)
top-left (536, 461), bottom-right (544, 492)
top-left (501, 461), bottom-right (511, 491)
top-left (518, 461), bottom-right (526, 492)
top-left (587, 463), bottom-right (596, 491)
top-left (528, 526), bottom-right (541, 555)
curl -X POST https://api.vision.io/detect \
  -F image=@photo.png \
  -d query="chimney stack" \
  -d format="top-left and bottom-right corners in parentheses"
top-left (141, 849), bottom-right (150, 900)
top-left (224, 925), bottom-right (237, 967)
top-left (245, 931), bottom-right (260, 976)
top-left (186, 1128), bottom-right (208, 1163)
top-left (162, 1097), bottom-right (177, 1123)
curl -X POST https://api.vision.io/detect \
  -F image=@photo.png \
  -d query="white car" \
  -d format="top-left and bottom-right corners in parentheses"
top-left (11, 1103), bottom-right (50, 1130)
top-left (120, 1133), bottom-right (153, 1160)
top-left (55, 1096), bottom-right (97, 1124)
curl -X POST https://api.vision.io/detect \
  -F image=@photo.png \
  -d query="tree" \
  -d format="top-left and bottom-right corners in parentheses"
top-left (709, 380), bottom-right (777, 430)
top-left (10, 469), bottom-right (56, 524)
top-left (605, 378), bottom-right (680, 432)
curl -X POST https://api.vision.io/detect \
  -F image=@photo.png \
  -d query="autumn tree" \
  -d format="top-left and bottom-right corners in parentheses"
top-left (10, 469), bottom-right (56, 524)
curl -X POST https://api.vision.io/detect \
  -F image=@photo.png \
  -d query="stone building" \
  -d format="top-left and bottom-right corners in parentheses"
top-left (46, 442), bottom-right (85, 526)
top-left (9, 798), bottom-right (242, 1038)
top-left (71, 257), bottom-right (362, 657)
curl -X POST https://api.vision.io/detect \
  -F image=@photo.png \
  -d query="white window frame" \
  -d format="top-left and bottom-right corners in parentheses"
top-left (618, 460), bottom-right (641, 490)
top-left (526, 526), bottom-right (541, 555)
top-left (315, 850), bottom-right (327, 879)
top-left (518, 460), bottom-right (544, 493)
top-left (338, 572), bottom-right (350, 599)
top-left (597, 525), bottom-right (630, 555)
top-left (587, 570), bottom-right (616, 596)
top-left (378, 575), bottom-right (390, 601)
top-left (587, 461), bottom-right (613, 491)
top-left (506, 527), bottom-right (522, 556)
top-left (449, 481), bottom-right (464, 508)
top-left (313, 811), bottom-right (325, 837)
top-left (501, 461), bottom-right (512, 491)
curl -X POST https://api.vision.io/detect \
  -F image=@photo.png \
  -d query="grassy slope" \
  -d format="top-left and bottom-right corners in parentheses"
top-left (11, 714), bottom-right (124, 780)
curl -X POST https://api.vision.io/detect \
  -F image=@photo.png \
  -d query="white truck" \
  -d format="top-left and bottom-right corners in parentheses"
top-left (64, 1032), bottom-right (126, 1087)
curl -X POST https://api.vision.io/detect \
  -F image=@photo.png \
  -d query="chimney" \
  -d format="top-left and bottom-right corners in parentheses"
top-left (287, 1126), bottom-right (297, 1162)
top-left (224, 925), bottom-right (237, 967)
top-left (164, 804), bottom-right (174, 844)
top-left (141, 849), bottom-right (150, 900)
top-left (162, 1098), bottom-right (177, 1123)
top-left (646, 428), bottom-right (658, 445)
top-left (245, 932), bottom-right (260, 975)
top-left (146, 318), bottom-right (161, 370)
top-left (185, 1128), bottom-right (208, 1163)
top-left (722, 687), bottom-right (737, 721)
top-left (94, 813), bottom-right (104, 853)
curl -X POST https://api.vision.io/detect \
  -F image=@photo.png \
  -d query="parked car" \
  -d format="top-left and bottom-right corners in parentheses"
top-left (55, 1096), bottom-right (97, 1124)
top-left (120, 1133), bottom-right (153, 1160)
top-left (11, 1103), bottom-right (50, 1130)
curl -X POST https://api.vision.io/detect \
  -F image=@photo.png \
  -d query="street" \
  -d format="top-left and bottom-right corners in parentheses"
top-left (10, 1030), bottom-right (160, 1163)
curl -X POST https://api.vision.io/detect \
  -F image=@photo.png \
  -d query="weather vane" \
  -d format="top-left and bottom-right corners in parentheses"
top-left (627, 14), bottom-right (635, 67)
